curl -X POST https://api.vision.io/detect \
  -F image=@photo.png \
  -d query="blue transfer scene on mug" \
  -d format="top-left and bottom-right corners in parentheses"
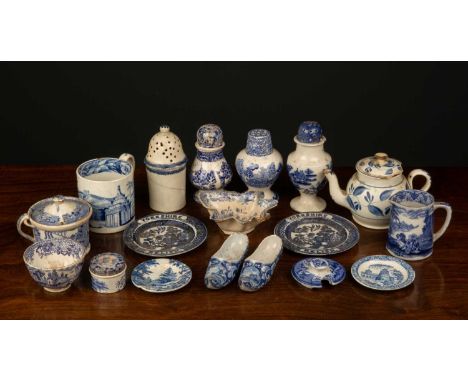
top-left (291, 258), bottom-right (346, 289)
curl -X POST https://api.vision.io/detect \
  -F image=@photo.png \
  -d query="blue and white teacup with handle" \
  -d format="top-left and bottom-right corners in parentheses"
top-left (77, 153), bottom-right (135, 234)
top-left (386, 190), bottom-right (452, 261)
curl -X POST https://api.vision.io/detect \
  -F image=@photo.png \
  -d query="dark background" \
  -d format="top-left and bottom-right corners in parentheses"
top-left (1, 62), bottom-right (467, 166)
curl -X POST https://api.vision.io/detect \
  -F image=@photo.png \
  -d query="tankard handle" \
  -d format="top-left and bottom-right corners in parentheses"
top-left (408, 169), bottom-right (431, 192)
top-left (433, 202), bottom-right (452, 242)
top-left (17, 213), bottom-right (35, 242)
top-left (119, 153), bottom-right (135, 169)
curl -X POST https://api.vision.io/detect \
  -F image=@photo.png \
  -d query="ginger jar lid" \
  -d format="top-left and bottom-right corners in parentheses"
top-left (196, 124), bottom-right (224, 149)
top-left (29, 195), bottom-right (92, 229)
top-left (145, 125), bottom-right (187, 169)
top-left (89, 252), bottom-right (126, 276)
top-left (296, 121), bottom-right (324, 144)
top-left (356, 153), bottom-right (403, 179)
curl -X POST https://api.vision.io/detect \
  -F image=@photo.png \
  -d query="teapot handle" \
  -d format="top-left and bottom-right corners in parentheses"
top-left (408, 169), bottom-right (431, 192)
top-left (119, 153), bottom-right (135, 169)
top-left (17, 213), bottom-right (35, 242)
top-left (433, 202), bottom-right (452, 242)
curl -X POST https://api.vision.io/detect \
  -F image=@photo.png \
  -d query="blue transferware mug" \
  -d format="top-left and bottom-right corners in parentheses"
top-left (386, 190), bottom-right (452, 261)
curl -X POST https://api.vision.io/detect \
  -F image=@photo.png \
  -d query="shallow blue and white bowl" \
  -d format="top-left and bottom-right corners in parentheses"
top-left (89, 252), bottom-right (126, 293)
top-left (23, 238), bottom-right (86, 293)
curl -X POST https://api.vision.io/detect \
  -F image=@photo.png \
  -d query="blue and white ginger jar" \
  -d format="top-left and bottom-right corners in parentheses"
top-left (235, 129), bottom-right (283, 200)
top-left (287, 121), bottom-right (332, 212)
top-left (190, 124), bottom-right (233, 197)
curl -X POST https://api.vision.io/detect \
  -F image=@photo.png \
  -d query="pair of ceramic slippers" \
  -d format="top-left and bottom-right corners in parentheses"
top-left (205, 233), bottom-right (283, 292)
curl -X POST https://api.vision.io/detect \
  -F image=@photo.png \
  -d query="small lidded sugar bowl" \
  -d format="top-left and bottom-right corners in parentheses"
top-left (89, 252), bottom-right (126, 293)
top-left (235, 129), bottom-right (283, 200)
top-left (190, 123), bottom-right (233, 198)
top-left (145, 125), bottom-right (188, 212)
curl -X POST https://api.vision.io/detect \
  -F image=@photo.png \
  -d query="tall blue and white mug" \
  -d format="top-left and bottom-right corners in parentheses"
top-left (386, 190), bottom-right (452, 261)
top-left (77, 154), bottom-right (135, 234)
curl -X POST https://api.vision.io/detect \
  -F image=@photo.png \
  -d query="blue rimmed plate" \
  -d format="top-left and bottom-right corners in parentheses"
top-left (351, 255), bottom-right (415, 291)
top-left (131, 258), bottom-right (192, 293)
top-left (291, 258), bottom-right (346, 288)
top-left (274, 212), bottom-right (359, 255)
top-left (124, 213), bottom-right (207, 257)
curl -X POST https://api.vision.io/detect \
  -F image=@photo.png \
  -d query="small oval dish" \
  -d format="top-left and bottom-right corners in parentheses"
top-left (124, 213), bottom-right (207, 257)
top-left (131, 258), bottom-right (192, 293)
top-left (291, 258), bottom-right (346, 289)
top-left (351, 255), bottom-right (415, 291)
top-left (89, 253), bottom-right (126, 293)
top-left (23, 238), bottom-right (86, 293)
top-left (238, 235), bottom-right (283, 292)
top-left (205, 233), bottom-right (249, 289)
top-left (196, 190), bottom-right (278, 234)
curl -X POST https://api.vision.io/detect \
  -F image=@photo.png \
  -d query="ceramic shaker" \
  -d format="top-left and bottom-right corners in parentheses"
top-left (235, 129), bottom-right (283, 200)
top-left (190, 124), bottom-right (233, 198)
top-left (145, 125), bottom-right (187, 212)
top-left (287, 121), bottom-right (332, 212)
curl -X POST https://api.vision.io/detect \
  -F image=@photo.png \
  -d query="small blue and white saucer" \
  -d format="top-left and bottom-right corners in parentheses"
top-left (131, 259), bottom-right (192, 293)
top-left (351, 255), bottom-right (415, 291)
top-left (291, 258), bottom-right (346, 288)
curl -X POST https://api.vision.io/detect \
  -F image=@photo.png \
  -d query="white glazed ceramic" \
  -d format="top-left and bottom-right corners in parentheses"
top-left (324, 152), bottom-right (431, 229)
top-left (238, 235), bottom-right (283, 292)
top-left (23, 238), bottom-right (86, 293)
top-left (145, 126), bottom-right (187, 212)
top-left (190, 124), bottom-right (233, 198)
top-left (89, 252), bottom-right (126, 293)
top-left (235, 129), bottom-right (283, 200)
top-left (196, 190), bottom-right (278, 234)
top-left (287, 121), bottom-right (332, 212)
top-left (204, 233), bottom-right (249, 289)
top-left (77, 153), bottom-right (135, 234)
top-left (17, 195), bottom-right (92, 254)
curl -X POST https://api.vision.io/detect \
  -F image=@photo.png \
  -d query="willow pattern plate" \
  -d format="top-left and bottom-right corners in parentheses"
top-left (351, 255), bottom-right (415, 291)
top-left (274, 212), bottom-right (359, 255)
top-left (131, 258), bottom-right (192, 293)
top-left (124, 213), bottom-right (207, 257)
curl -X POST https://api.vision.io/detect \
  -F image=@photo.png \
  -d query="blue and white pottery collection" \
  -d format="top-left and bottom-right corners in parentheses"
top-left (131, 258), bottom-right (192, 293)
top-left (89, 252), bottom-right (127, 293)
top-left (324, 152), bottom-right (431, 229)
top-left (236, 129), bottom-right (283, 200)
top-left (16, 119), bottom-right (451, 296)
top-left (274, 212), bottom-right (359, 256)
top-left (145, 126), bottom-right (187, 212)
top-left (196, 190), bottom-right (278, 234)
top-left (291, 258), bottom-right (346, 289)
top-left (77, 153), bottom-right (136, 234)
top-left (238, 235), bottom-right (283, 292)
top-left (287, 121), bottom-right (332, 212)
top-left (23, 238), bottom-right (86, 292)
top-left (351, 255), bottom-right (415, 291)
top-left (17, 195), bottom-right (92, 254)
top-left (190, 124), bottom-right (233, 197)
top-left (386, 190), bottom-right (452, 261)
top-left (205, 233), bottom-right (249, 289)
top-left (123, 213), bottom-right (207, 257)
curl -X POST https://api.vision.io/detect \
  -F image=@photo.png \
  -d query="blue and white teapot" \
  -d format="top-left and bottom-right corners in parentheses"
top-left (324, 152), bottom-right (431, 229)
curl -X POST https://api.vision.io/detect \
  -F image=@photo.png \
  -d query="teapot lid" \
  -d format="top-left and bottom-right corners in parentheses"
top-left (29, 195), bottom-right (92, 228)
top-left (356, 153), bottom-right (403, 179)
top-left (145, 125), bottom-right (187, 167)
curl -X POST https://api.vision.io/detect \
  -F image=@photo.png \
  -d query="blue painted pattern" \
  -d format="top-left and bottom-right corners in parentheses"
top-left (205, 258), bottom-right (243, 289)
top-left (297, 121), bottom-right (323, 144)
top-left (90, 253), bottom-right (126, 276)
top-left (245, 129), bottom-right (273, 156)
top-left (238, 254), bottom-right (282, 292)
top-left (196, 124), bottom-right (224, 148)
top-left (291, 258), bottom-right (346, 288)
top-left (78, 158), bottom-right (132, 177)
top-left (236, 158), bottom-right (282, 189)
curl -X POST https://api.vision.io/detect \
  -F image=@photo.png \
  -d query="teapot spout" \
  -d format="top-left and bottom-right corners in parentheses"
top-left (323, 169), bottom-right (351, 210)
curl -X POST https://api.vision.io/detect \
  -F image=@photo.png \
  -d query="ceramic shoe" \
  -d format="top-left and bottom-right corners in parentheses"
top-left (238, 235), bottom-right (283, 292)
top-left (205, 233), bottom-right (249, 289)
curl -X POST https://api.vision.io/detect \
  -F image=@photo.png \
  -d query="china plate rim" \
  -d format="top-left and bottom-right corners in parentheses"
top-left (291, 258), bottom-right (346, 288)
top-left (131, 258), bottom-right (192, 293)
top-left (274, 212), bottom-right (360, 255)
top-left (123, 213), bottom-right (207, 257)
top-left (351, 254), bottom-right (415, 291)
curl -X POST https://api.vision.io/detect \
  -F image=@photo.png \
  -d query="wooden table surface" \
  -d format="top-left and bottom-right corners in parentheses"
top-left (0, 165), bottom-right (467, 319)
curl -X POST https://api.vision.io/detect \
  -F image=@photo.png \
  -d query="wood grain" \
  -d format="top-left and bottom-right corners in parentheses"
top-left (0, 165), bottom-right (467, 319)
